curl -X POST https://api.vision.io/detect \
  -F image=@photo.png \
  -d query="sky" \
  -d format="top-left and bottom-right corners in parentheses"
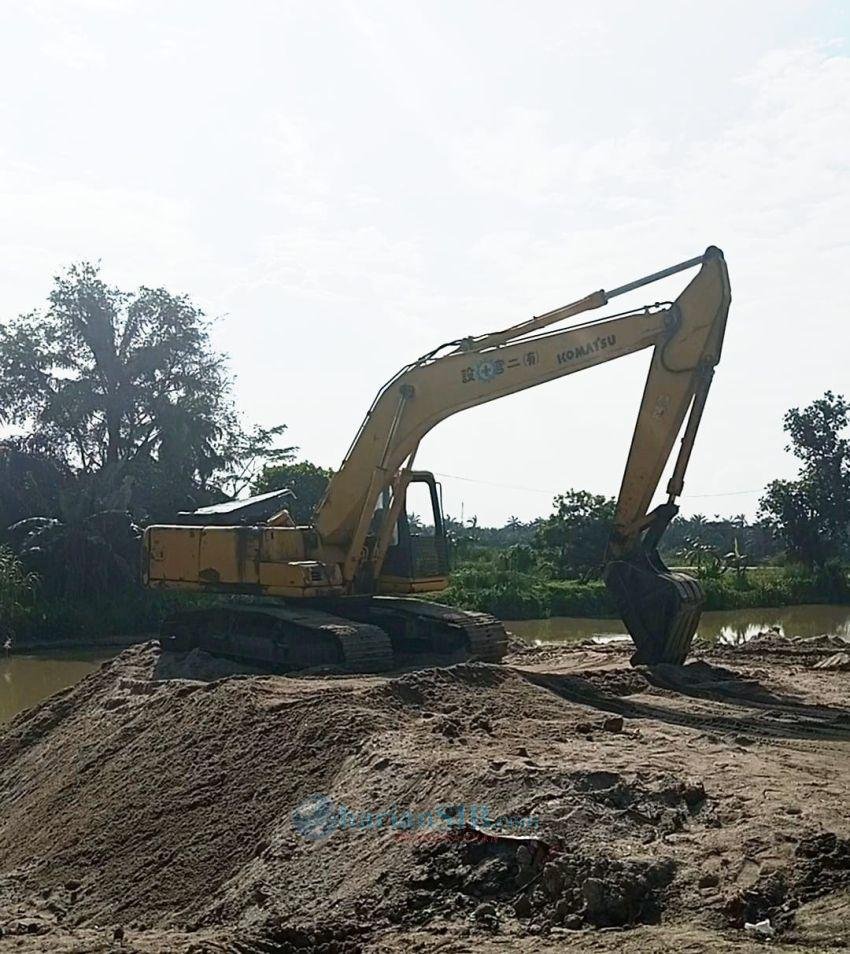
top-left (1, 0), bottom-right (849, 526)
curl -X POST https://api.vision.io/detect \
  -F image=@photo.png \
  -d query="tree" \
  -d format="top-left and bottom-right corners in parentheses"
top-left (252, 460), bottom-right (333, 524)
top-left (499, 544), bottom-right (536, 573)
top-left (9, 485), bottom-right (140, 598)
top-left (1, 264), bottom-right (292, 598)
top-left (679, 537), bottom-right (726, 579)
top-left (0, 441), bottom-right (72, 546)
top-left (0, 262), bottom-right (289, 519)
top-left (724, 537), bottom-right (750, 584)
top-left (662, 513), bottom-right (780, 565)
top-left (759, 391), bottom-right (850, 568)
top-left (533, 489), bottom-right (616, 580)
top-left (217, 425), bottom-right (296, 501)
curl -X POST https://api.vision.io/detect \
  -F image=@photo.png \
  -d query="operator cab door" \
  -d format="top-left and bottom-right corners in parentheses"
top-left (378, 472), bottom-right (450, 593)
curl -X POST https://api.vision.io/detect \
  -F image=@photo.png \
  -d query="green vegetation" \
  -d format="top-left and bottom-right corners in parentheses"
top-left (252, 460), bottom-right (332, 524)
top-left (0, 263), bottom-right (293, 642)
top-left (433, 387), bottom-right (850, 619)
top-left (439, 562), bottom-right (849, 620)
top-left (0, 546), bottom-right (38, 639)
top-left (533, 490), bottom-right (616, 580)
top-left (439, 566), bottom-right (614, 619)
top-left (759, 391), bottom-right (850, 568)
top-left (0, 263), bottom-right (848, 643)
top-left (9, 589), bottom-right (209, 647)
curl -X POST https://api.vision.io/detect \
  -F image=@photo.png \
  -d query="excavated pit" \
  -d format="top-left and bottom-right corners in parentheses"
top-left (0, 636), bottom-right (849, 952)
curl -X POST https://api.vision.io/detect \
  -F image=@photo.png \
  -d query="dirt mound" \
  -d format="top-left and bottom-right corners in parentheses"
top-left (1, 640), bottom-right (849, 951)
top-left (706, 629), bottom-right (850, 666)
top-left (152, 647), bottom-right (270, 681)
top-left (415, 833), bottom-right (676, 929)
top-left (0, 644), bottom-right (394, 933)
top-left (726, 831), bottom-right (850, 933)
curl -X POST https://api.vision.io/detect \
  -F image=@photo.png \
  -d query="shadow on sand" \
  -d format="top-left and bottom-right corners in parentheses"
top-left (522, 660), bottom-right (850, 743)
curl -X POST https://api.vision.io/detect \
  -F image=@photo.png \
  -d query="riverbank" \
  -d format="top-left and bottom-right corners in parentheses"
top-left (506, 603), bottom-right (850, 647)
top-left (7, 590), bottom-right (205, 651)
top-left (5, 605), bottom-right (849, 727)
top-left (0, 634), bottom-right (848, 951)
top-left (438, 565), bottom-right (850, 620)
top-left (7, 565), bottom-right (849, 651)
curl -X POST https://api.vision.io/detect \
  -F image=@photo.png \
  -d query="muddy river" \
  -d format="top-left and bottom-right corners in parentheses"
top-left (0, 651), bottom-right (109, 723)
top-left (1, 603), bottom-right (849, 722)
top-left (506, 603), bottom-right (850, 646)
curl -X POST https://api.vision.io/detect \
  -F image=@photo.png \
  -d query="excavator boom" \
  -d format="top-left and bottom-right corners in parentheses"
top-left (315, 248), bottom-right (729, 576)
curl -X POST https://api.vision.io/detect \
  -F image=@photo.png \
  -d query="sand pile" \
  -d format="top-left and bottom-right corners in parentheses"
top-left (0, 640), bottom-right (848, 952)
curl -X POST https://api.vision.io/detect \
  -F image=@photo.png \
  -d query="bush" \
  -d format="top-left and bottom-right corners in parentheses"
top-left (438, 565), bottom-right (549, 618)
top-left (546, 580), bottom-right (616, 616)
top-left (12, 589), bottom-right (212, 645)
top-left (0, 546), bottom-right (38, 639)
top-left (439, 562), bottom-right (850, 619)
top-left (437, 566), bottom-right (617, 619)
top-left (698, 564), bottom-right (849, 611)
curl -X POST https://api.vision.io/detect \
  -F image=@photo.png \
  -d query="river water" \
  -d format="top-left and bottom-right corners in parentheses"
top-left (2, 604), bottom-right (849, 723)
top-left (0, 651), bottom-right (109, 724)
top-left (506, 603), bottom-right (850, 646)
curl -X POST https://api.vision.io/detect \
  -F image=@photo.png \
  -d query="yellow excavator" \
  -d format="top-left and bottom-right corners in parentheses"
top-left (143, 246), bottom-right (731, 670)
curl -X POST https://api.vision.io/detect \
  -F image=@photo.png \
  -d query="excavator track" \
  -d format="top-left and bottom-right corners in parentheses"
top-left (378, 598), bottom-right (509, 664)
top-left (160, 604), bottom-right (394, 673)
top-left (159, 598), bottom-right (508, 674)
top-left (321, 596), bottom-right (509, 665)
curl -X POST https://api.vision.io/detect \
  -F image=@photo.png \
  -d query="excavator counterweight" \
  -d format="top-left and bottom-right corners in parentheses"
top-left (144, 247), bottom-right (731, 670)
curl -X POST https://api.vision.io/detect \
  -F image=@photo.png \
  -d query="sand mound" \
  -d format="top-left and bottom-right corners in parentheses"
top-left (1, 641), bottom-right (849, 952)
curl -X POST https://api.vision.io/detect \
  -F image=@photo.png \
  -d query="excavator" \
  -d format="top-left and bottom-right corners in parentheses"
top-left (143, 246), bottom-right (731, 671)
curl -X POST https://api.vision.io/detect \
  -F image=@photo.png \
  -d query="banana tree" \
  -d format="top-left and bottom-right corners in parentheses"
top-left (9, 469), bottom-right (140, 598)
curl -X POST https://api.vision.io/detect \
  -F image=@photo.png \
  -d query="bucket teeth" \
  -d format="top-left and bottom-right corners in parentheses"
top-left (604, 551), bottom-right (705, 665)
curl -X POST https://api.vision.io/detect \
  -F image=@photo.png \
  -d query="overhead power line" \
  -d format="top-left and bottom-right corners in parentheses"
top-left (433, 472), bottom-right (553, 495)
top-left (433, 471), bottom-right (762, 500)
top-left (684, 488), bottom-right (762, 499)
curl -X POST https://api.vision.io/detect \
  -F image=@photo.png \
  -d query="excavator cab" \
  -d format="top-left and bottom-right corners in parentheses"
top-left (377, 472), bottom-right (450, 593)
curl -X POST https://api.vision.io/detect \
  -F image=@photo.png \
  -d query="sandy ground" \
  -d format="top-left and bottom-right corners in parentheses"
top-left (0, 632), bottom-right (848, 952)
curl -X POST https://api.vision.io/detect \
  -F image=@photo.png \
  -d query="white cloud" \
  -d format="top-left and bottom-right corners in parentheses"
top-left (234, 226), bottom-right (426, 307)
top-left (40, 30), bottom-right (106, 69)
top-left (0, 165), bottom-right (206, 315)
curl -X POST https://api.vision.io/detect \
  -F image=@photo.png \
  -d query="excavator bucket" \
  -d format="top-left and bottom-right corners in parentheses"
top-left (604, 548), bottom-right (704, 665)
